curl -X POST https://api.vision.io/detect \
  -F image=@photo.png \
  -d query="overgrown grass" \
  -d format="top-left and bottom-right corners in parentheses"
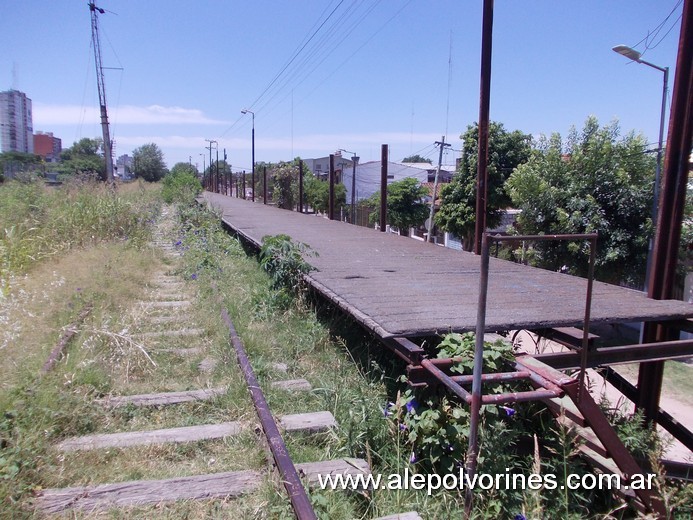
top-left (0, 177), bottom-right (159, 295)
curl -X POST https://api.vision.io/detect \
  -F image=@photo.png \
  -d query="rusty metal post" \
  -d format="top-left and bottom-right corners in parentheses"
top-left (466, 232), bottom-right (490, 502)
top-left (328, 155), bottom-right (335, 219)
top-left (263, 166), bottom-right (267, 204)
top-left (242, 170), bottom-right (246, 199)
top-left (578, 235), bottom-right (597, 401)
top-left (637, 0), bottom-right (693, 423)
top-left (474, 0), bottom-right (494, 255)
top-left (380, 144), bottom-right (388, 232)
top-left (299, 160), bottom-right (304, 213)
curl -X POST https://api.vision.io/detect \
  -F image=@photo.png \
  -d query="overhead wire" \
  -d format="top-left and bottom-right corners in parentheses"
top-left (631, 0), bottom-right (683, 55)
top-left (259, 0), bottom-right (413, 137)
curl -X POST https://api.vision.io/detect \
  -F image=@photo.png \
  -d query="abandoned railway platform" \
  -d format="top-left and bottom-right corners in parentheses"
top-left (204, 190), bottom-right (693, 517)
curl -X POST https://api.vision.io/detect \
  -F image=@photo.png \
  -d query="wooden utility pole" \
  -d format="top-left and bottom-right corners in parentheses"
top-left (380, 145), bottom-right (388, 232)
top-left (299, 160), bottom-right (304, 213)
top-left (328, 155), bottom-right (335, 220)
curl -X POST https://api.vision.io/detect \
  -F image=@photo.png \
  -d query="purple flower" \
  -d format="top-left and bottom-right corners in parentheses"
top-left (405, 399), bottom-right (418, 414)
top-left (175, 240), bottom-right (182, 246)
top-left (383, 402), bottom-right (395, 417)
top-left (399, 423), bottom-right (407, 431)
top-left (514, 515), bottom-right (527, 520)
top-left (409, 452), bottom-right (417, 463)
top-left (76, 288), bottom-right (82, 291)
top-left (191, 273), bottom-right (198, 280)
top-left (500, 405), bottom-right (516, 417)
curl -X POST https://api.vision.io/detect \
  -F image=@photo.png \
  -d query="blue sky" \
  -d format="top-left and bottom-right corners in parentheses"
top-left (0, 1), bottom-right (684, 171)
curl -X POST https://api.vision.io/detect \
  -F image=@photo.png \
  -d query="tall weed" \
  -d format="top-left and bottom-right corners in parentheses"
top-left (0, 178), bottom-right (159, 294)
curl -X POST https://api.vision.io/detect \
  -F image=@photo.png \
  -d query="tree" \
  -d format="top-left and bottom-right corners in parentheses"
top-left (56, 138), bottom-right (105, 178)
top-left (304, 172), bottom-right (346, 214)
top-left (170, 162), bottom-right (198, 177)
top-left (402, 154), bottom-right (431, 163)
top-left (505, 117), bottom-right (655, 285)
top-left (367, 177), bottom-right (429, 233)
top-left (435, 122), bottom-right (532, 250)
top-left (133, 143), bottom-right (167, 182)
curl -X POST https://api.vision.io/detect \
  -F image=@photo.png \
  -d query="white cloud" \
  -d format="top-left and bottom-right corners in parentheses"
top-left (33, 103), bottom-right (230, 126)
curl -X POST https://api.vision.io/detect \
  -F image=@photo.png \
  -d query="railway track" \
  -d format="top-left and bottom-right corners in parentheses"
top-left (33, 209), bottom-right (421, 519)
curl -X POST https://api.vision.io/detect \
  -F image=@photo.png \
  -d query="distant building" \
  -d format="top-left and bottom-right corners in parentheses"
top-left (347, 161), bottom-right (429, 203)
top-left (304, 153), bottom-right (354, 183)
top-left (33, 131), bottom-right (62, 162)
top-left (116, 154), bottom-right (133, 179)
top-left (0, 89), bottom-right (34, 154)
top-left (401, 162), bottom-right (456, 183)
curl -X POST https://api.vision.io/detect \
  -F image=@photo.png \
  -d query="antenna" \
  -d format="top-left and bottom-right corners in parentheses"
top-left (89, 1), bottom-right (114, 183)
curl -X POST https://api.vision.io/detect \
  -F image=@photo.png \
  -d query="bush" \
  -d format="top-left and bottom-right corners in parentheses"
top-left (161, 170), bottom-right (202, 204)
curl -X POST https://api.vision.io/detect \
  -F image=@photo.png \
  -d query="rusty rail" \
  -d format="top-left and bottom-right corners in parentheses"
top-left (221, 308), bottom-right (317, 520)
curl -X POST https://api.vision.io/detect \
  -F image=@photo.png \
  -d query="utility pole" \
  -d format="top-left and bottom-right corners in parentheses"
top-left (88, 1), bottom-right (114, 183)
top-left (427, 136), bottom-right (450, 243)
top-left (328, 155), bottom-right (335, 220)
top-left (205, 140), bottom-right (216, 191)
top-left (380, 145), bottom-right (388, 232)
top-left (299, 160), bottom-right (304, 213)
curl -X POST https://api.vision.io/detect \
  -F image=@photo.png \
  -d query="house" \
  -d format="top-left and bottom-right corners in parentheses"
top-left (303, 154), bottom-right (354, 183)
top-left (401, 162), bottom-right (456, 183)
top-left (345, 160), bottom-right (429, 203)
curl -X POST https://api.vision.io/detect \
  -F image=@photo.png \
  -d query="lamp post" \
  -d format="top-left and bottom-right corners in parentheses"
top-left (241, 109), bottom-right (255, 201)
top-left (612, 45), bottom-right (669, 289)
top-left (339, 149), bottom-right (359, 224)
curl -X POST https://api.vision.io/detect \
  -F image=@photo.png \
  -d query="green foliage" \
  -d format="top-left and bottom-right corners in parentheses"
top-left (270, 159), bottom-right (305, 209)
top-left (0, 151), bottom-right (40, 181)
top-left (367, 177), bottom-right (429, 232)
top-left (435, 122), bottom-right (532, 249)
top-left (402, 154), bottom-right (431, 164)
top-left (304, 172), bottom-right (347, 214)
top-left (133, 143), bottom-right (168, 182)
top-left (506, 117), bottom-right (655, 285)
top-left (259, 234), bottom-right (316, 293)
top-left (172, 204), bottom-right (243, 280)
top-left (56, 137), bottom-right (105, 179)
top-left (161, 166), bottom-right (202, 204)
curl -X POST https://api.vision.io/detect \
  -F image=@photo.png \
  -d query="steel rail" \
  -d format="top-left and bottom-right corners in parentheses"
top-left (221, 308), bottom-right (317, 520)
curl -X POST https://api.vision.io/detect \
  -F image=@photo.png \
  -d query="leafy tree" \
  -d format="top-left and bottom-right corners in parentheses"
top-left (435, 122), bottom-right (532, 250)
top-left (303, 172), bottom-right (346, 214)
top-left (56, 138), bottom-right (105, 178)
top-left (170, 162), bottom-right (198, 177)
top-left (133, 143), bottom-right (168, 182)
top-left (367, 177), bottom-right (428, 233)
top-left (402, 154), bottom-right (431, 163)
top-left (505, 117), bottom-right (655, 285)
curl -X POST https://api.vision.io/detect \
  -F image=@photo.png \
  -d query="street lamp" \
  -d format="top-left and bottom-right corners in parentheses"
top-left (612, 44), bottom-right (669, 288)
top-left (241, 109), bottom-right (255, 201)
top-left (338, 149), bottom-right (359, 224)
